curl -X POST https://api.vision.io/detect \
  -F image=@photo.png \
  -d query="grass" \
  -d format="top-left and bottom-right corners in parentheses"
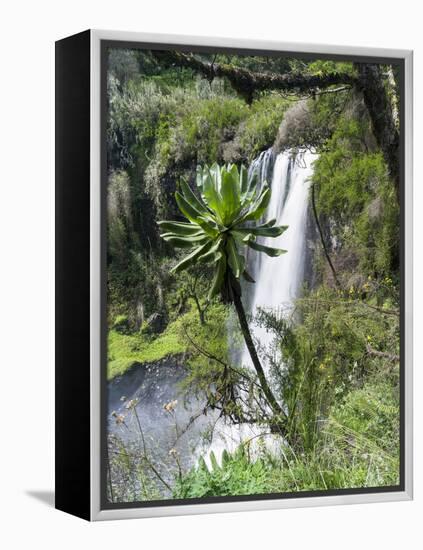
top-left (107, 318), bottom-right (186, 380)
top-left (107, 302), bottom-right (231, 380)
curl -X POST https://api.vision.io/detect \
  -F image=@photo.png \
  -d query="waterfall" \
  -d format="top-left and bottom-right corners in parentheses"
top-left (248, 148), bottom-right (275, 188)
top-left (204, 148), bottom-right (317, 466)
top-left (242, 148), bottom-right (317, 371)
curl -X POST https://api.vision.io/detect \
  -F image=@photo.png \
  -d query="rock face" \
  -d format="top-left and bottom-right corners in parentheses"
top-left (274, 100), bottom-right (313, 153)
top-left (145, 312), bottom-right (165, 334)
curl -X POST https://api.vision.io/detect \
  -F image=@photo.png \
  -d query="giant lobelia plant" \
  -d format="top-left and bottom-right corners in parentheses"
top-left (158, 163), bottom-right (287, 418)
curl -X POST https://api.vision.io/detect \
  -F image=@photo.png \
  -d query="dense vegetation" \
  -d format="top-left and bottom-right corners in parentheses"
top-left (106, 47), bottom-right (400, 502)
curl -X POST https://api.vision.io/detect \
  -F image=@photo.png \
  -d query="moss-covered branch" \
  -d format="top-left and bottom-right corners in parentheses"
top-left (151, 50), bottom-right (357, 103)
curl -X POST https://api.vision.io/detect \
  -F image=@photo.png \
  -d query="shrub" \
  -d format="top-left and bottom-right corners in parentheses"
top-left (311, 105), bottom-right (399, 279)
top-left (237, 94), bottom-right (290, 159)
top-left (256, 283), bottom-right (399, 452)
top-left (174, 447), bottom-right (269, 498)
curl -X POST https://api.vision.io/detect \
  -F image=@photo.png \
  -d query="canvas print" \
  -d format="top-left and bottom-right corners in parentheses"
top-left (104, 45), bottom-right (401, 505)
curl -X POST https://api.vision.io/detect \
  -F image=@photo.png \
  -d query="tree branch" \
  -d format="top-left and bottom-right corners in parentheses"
top-left (366, 344), bottom-right (399, 363)
top-left (151, 50), bottom-right (357, 103)
top-left (298, 297), bottom-right (399, 317)
top-left (182, 325), bottom-right (261, 389)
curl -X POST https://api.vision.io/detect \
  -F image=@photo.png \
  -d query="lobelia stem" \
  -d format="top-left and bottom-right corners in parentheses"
top-left (231, 285), bottom-right (287, 424)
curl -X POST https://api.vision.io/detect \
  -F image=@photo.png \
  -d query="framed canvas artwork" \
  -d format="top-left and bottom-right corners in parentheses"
top-left (55, 29), bottom-right (413, 521)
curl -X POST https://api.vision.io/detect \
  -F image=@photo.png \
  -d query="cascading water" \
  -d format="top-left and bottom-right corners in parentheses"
top-left (248, 148), bottom-right (275, 188)
top-left (242, 148), bottom-right (317, 372)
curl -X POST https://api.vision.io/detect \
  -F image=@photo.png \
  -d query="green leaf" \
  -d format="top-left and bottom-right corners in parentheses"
top-left (229, 164), bottom-right (241, 200)
top-left (221, 449), bottom-right (230, 466)
top-left (246, 239), bottom-right (287, 257)
top-left (226, 236), bottom-right (245, 279)
top-left (179, 177), bottom-right (210, 217)
top-left (196, 165), bottom-right (204, 192)
top-left (242, 170), bottom-right (260, 203)
top-left (234, 224), bottom-right (288, 238)
top-left (209, 163), bottom-right (222, 193)
top-left (158, 220), bottom-right (205, 236)
top-left (249, 187), bottom-right (272, 220)
top-left (230, 230), bottom-right (255, 245)
top-left (242, 269), bottom-right (255, 283)
top-left (196, 238), bottom-right (222, 263)
top-left (238, 187), bottom-right (271, 223)
top-left (260, 218), bottom-right (277, 228)
top-left (198, 456), bottom-right (209, 473)
top-left (208, 253), bottom-right (227, 300)
top-left (239, 165), bottom-right (249, 196)
top-left (209, 451), bottom-right (220, 471)
top-left (175, 191), bottom-right (203, 222)
top-left (220, 166), bottom-right (241, 224)
top-left (175, 192), bottom-right (218, 237)
top-left (171, 241), bottom-right (213, 273)
top-left (201, 166), bottom-right (224, 222)
top-left (160, 233), bottom-right (200, 241)
top-left (160, 233), bottom-right (208, 248)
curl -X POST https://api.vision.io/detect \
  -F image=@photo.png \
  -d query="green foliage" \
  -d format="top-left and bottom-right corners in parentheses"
top-left (108, 434), bottom-right (163, 503)
top-left (235, 94), bottom-right (291, 160)
top-left (257, 283), bottom-right (399, 452)
top-left (107, 318), bottom-right (186, 379)
top-left (175, 378), bottom-right (399, 498)
top-left (107, 301), bottom-right (231, 380)
top-left (106, 69), bottom-right (296, 332)
top-left (159, 163), bottom-right (287, 300)
top-left (108, 252), bottom-right (173, 333)
top-left (329, 379), bottom-right (399, 458)
top-left (203, 53), bottom-right (293, 75)
top-left (307, 60), bottom-right (357, 78)
top-left (270, 379), bottom-right (400, 491)
top-left (105, 48), bottom-right (400, 500)
top-left (174, 97), bottom-right (249, 164)
top-left (174, 447), bottom-right (269, 498)
top-left (106, 61), bottom-right (296, 333)
top-left (312, 106), bottom-right (399, 279)
top-left (178, 302), bottom-right (235, 398)
top-left (108, 170), bottom-right (136, 264)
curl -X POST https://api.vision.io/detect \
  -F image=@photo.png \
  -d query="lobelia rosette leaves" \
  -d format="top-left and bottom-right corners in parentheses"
top-left (158, 163), bottom-right (288, 301)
